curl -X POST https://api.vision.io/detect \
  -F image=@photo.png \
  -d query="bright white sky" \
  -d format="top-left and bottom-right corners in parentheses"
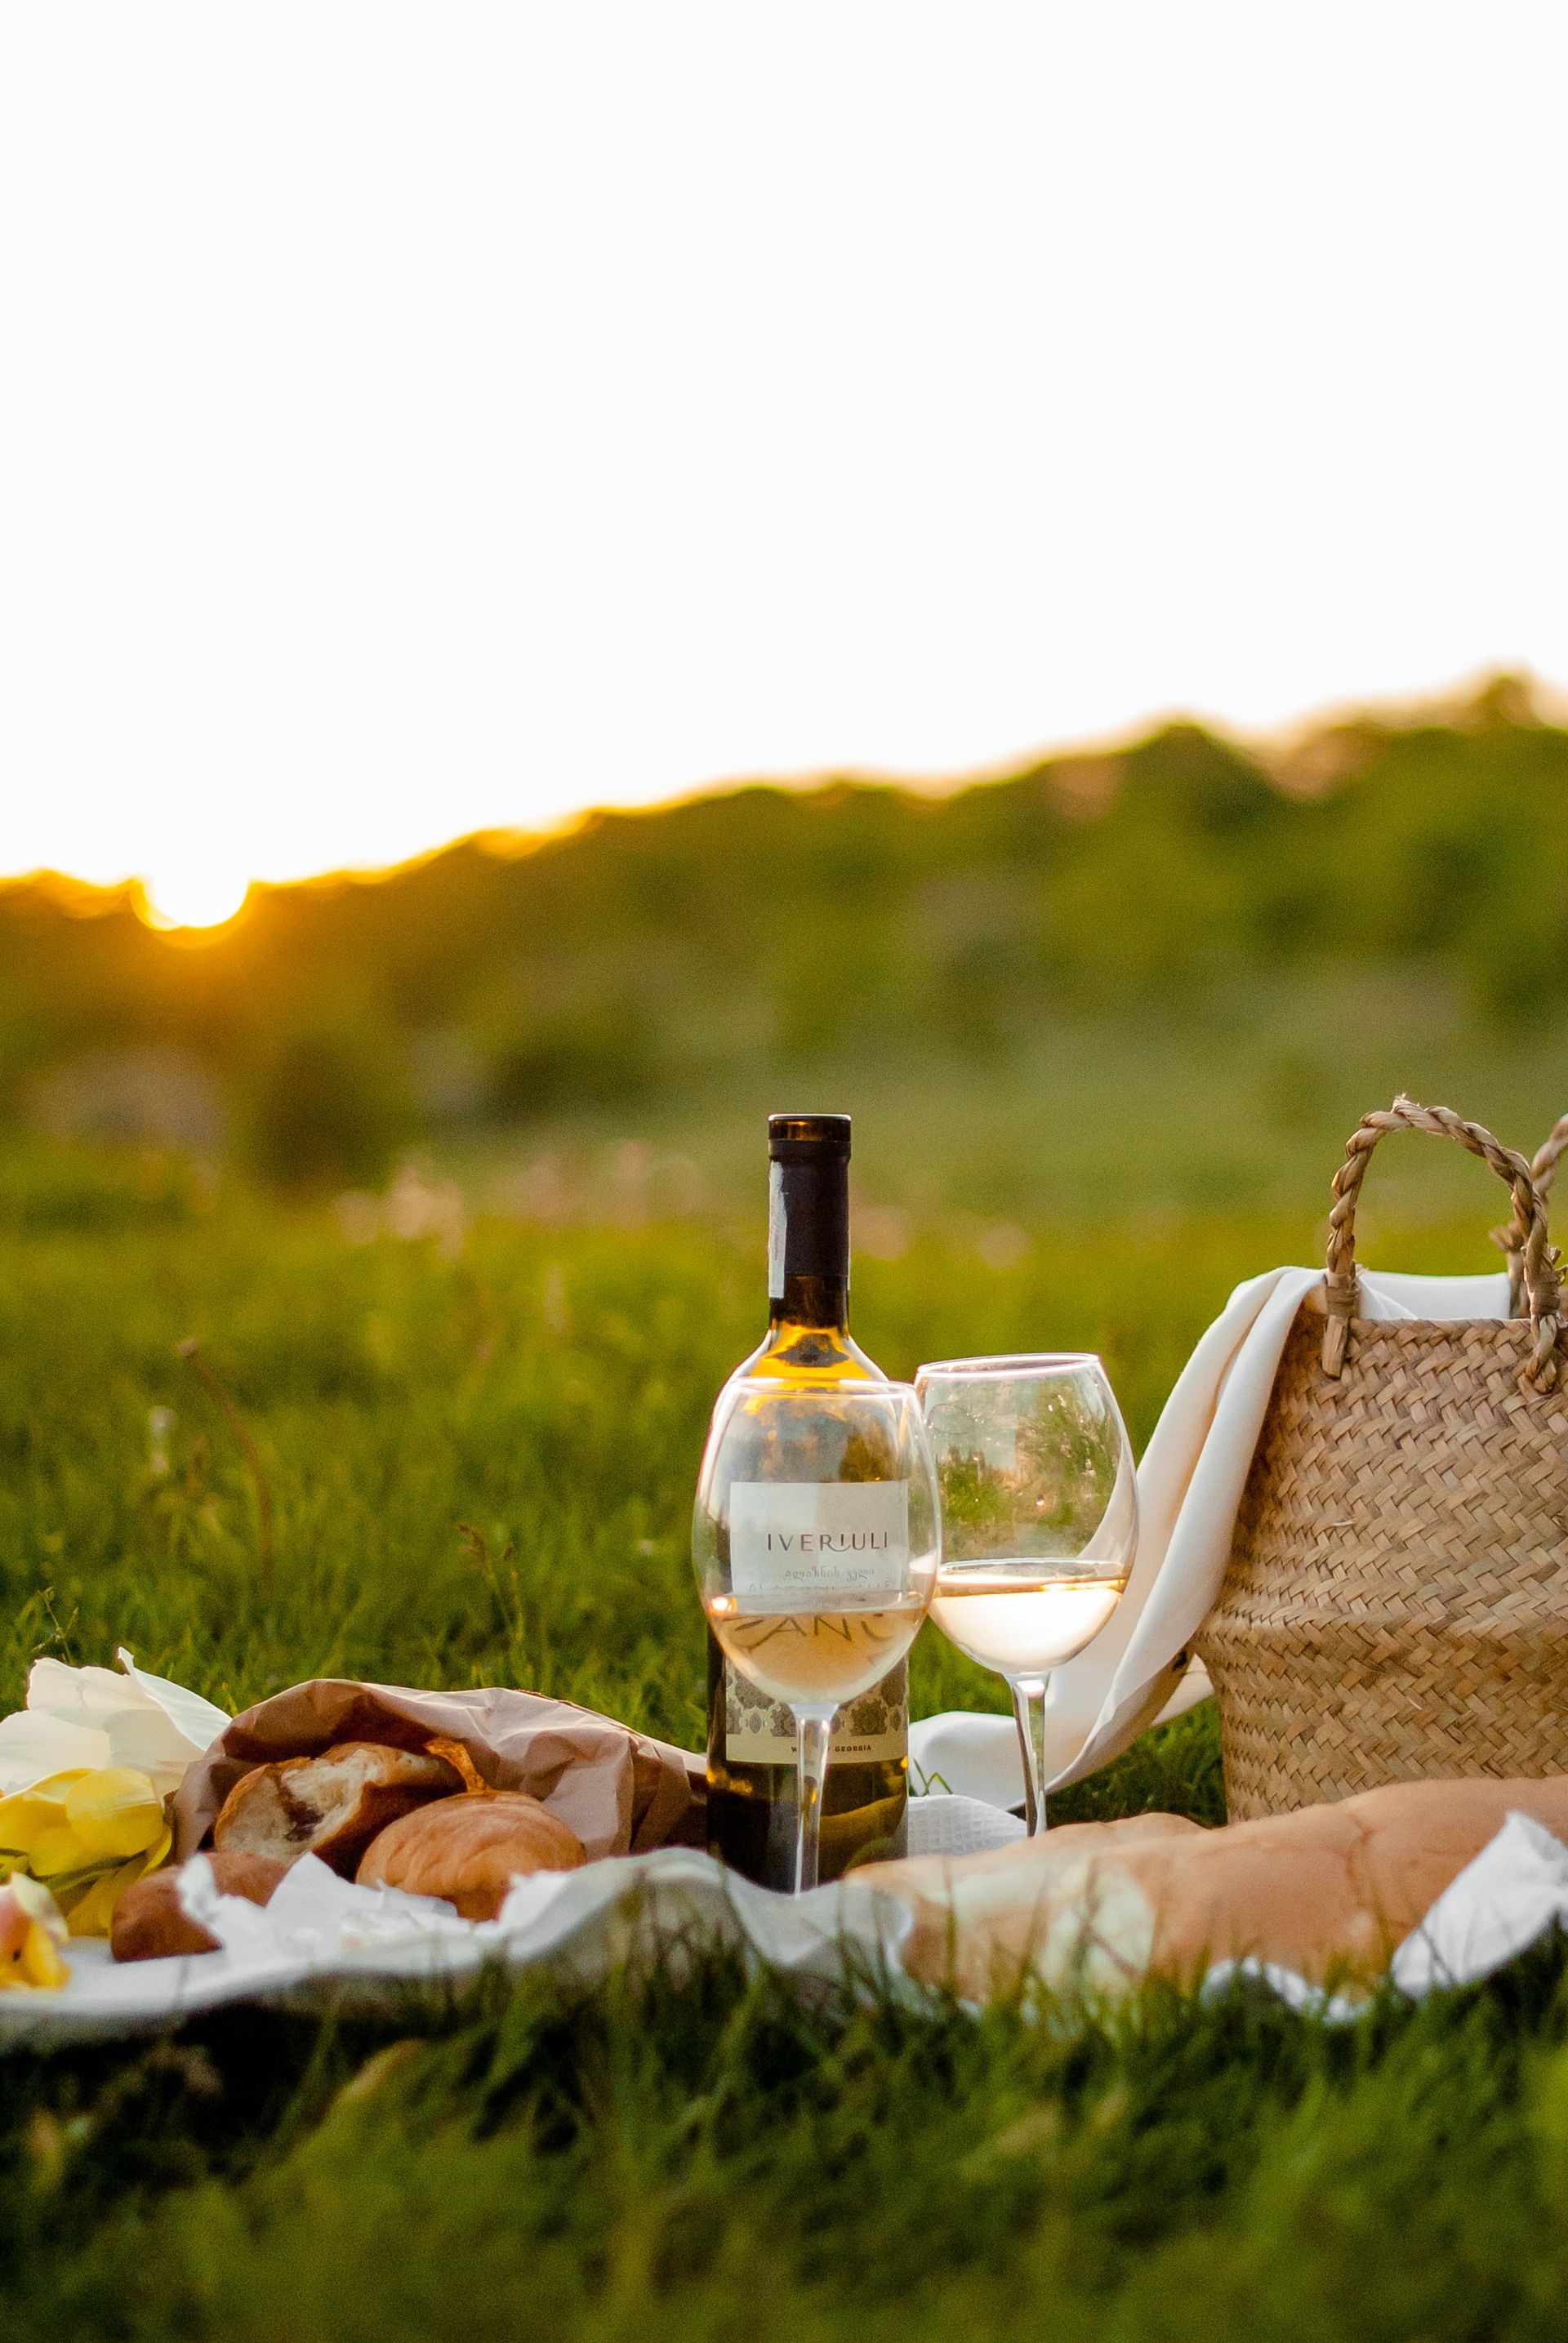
top-left (2, 5), bottom-right (1566, 926)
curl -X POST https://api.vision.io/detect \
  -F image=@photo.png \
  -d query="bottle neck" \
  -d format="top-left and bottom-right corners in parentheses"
top-left (769, 1272), bottom-right (849, 1334)
top-left (768, 1154), bottom-right (849, 1299)
top-left (753, 1144), bottom-right (875, 1376)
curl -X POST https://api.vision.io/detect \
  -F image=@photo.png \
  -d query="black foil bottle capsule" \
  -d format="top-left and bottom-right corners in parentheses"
top-left (704, 1114), bottom-right (910, 1887)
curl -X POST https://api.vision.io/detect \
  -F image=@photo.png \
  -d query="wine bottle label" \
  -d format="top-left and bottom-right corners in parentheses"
top-left (725, 1659), bottom-right (907, 1766)
top-left (728, 1480), bottom-right (911, 1598)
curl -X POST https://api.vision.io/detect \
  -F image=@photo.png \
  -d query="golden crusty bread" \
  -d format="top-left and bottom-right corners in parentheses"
top-left (110, 1851), bottom-right (289, 1961)
top-left (863, 1811), bottom-right (1205, 1908)
top-left (858, 1775), bottom-right (1568, 2000)
top-left (357, 1790), bottom-right (586, 1918)
top-left (212, 1742), bottom-right (462, 1877)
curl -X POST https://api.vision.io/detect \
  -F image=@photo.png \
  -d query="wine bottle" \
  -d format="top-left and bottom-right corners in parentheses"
top-left (705, 1111), bottom-right (909, 1887)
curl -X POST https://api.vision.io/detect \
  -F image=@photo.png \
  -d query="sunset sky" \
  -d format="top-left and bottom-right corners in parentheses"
top-left (2, 4), bottom-right (1566, 925)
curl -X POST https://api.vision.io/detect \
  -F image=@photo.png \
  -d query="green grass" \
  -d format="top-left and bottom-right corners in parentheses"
top-left (10, 1935), bottom-right (1568, 2343)
top-left (3, 1144), bottom-right (1566, 2339)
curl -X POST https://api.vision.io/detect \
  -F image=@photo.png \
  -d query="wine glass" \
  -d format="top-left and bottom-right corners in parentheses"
top-left (914, 1354), bottom-right (1137, 1836)
top-left (693, 1377), bottom-right (940, 1894)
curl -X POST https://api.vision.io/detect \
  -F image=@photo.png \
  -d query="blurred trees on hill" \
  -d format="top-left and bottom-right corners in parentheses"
top-left (4, 678), bottom-right (1566, 1186)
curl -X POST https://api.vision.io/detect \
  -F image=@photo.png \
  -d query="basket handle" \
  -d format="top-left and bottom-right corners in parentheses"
top-left (1322, 1094), bottom-right (1562, 1389)
top-left (1496, 1114), bottom-right (1568, 1312)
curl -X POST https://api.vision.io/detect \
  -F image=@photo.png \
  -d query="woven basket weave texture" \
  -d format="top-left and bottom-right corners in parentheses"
top-left (1199, 1307), bottom-right (1568, 1820)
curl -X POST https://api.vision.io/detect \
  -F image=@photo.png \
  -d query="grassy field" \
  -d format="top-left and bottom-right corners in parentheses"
top-left (4, 1145), bottom-right (1568, 2338)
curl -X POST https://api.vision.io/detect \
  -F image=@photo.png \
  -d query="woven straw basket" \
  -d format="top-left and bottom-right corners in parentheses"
top-left (1197, 1096), bottom-right (1568, 1821)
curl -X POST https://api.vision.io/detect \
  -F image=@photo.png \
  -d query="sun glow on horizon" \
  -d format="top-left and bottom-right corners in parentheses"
top-left (136, 866), bottom-right (253, 933)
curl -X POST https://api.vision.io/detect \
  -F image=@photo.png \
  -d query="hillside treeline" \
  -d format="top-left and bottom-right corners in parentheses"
top-left (4, 677), bottom-right (1566, 1183)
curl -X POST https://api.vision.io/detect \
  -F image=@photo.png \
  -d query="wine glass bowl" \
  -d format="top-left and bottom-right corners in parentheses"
top-left (694, 1376), bottom-right (940, 1892)
top-left (915, 1353), bottom-right (1137, 1833)
top-left (706, 1595), bottom-right (929, 1708)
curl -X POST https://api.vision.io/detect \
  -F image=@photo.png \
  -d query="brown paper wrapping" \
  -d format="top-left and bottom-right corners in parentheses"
top-left (172, 1680), bottom-right (704, 1863)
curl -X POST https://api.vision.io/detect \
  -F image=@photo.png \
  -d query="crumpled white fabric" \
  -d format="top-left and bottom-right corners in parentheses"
top-left (911, 1267), bottom-right (1513, 1807)
top-left (7, 1801), bottom-right (1568, 2047)
top-left (1391, 1812), bottom-right (1568, 1995)
top-left (0, 1793), bottom-right (1013, 2045)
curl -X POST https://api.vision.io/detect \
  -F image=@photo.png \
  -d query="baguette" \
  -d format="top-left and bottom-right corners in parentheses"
top-left (861, 1776), bottom-right (1568, 1999)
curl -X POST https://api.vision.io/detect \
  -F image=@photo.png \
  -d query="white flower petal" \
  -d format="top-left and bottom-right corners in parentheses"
top-left (22, 1657), bottom-right (97, 1724)
top-left (0, 1713), bottom-right (110, 1795)
top-left (96, 1715), bottom-right (203, 1796)
top-left (10, 1654), bottom-right (229, 1799)
top-left (114, 1650), bottom-right (229, 1753)
top-left (24, 1658), bottom-right (146, 1726)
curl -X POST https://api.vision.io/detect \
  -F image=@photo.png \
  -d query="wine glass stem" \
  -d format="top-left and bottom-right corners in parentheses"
top-left (1010, 1674), bottom-right (1049, 1836)
top-left (793, 1706), bottom-right (835, 1894)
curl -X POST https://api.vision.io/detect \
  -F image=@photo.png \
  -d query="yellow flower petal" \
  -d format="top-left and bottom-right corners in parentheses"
top-left (65, 1831), bottom-right (171, 1937)
top-left (64, 1861), bottom-right (131, 1937)
top-left (0, 1772), bottom-right (85, 1859)
top-left (26, 1824), bottom-right (88, 1878)
top-left (21, 1925), bottom-right (69, 1989)
top-left (61, 1767), bottom-right (166, 1862)
top-left (0, 1762), bottom-right (168, 1931)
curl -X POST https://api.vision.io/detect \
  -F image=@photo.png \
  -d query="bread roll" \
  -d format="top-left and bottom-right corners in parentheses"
top-left (861, 1775), bottom-right (1568, 2000)
top-left (357, 1791), bottom-right (586, 1918)
top-left (110, 1851), bottom-right (288, 1961)
top-left (213, 1742), bottom-right (461, 1876)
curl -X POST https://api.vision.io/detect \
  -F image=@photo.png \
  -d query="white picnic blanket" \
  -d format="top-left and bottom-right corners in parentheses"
top-left (910, 1267), bottom-right (1514, 1808)
top-left (7, 1797), bottom-right (1567, 2047)
top-left (1, 1791), bottom-right (1019, 2044)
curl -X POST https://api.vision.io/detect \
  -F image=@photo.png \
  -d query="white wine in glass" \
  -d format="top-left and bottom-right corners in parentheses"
top-left (693, 1377), bottom-right (940, 1893)
top-left (927, 1568), bottom-right (1127, 1677)
top-left (708, 1597), bottom-right (932, 1707)
top-left (915, 1354), bottom-right (1138, 1835)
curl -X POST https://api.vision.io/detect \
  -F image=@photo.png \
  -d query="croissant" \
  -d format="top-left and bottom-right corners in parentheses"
top-left (357, 1791), bottom-right (586, 1918)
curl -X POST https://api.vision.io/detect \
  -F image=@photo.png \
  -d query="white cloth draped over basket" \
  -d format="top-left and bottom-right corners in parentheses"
top-left (910, 1267), bottom-right (1514, 1810)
